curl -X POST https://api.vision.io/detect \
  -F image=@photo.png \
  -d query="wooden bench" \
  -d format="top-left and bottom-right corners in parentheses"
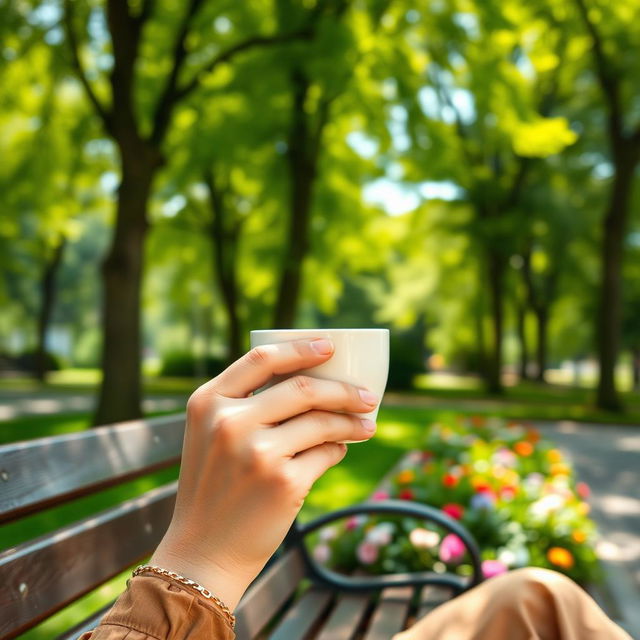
top-left (0, 414), bottom-right (483, 639)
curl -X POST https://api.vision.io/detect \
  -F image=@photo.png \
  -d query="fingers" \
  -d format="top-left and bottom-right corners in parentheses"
top-left (210, 339), bottom-right (335, 398)
top-left (268, 411), bottom-right (376, 455)
top-left (288, 442), bottom-right (348, 490)
top-left (244, 375), bottom-right (379, 424)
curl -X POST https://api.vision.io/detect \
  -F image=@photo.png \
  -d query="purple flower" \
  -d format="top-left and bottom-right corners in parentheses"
top-left (471, 491), bottom-right (496, 510)
top-left (439, 534), bottom-right (466, 564)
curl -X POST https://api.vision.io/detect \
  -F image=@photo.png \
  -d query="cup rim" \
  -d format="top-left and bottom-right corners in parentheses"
top-left (250, 328), bottom-right (389, 334)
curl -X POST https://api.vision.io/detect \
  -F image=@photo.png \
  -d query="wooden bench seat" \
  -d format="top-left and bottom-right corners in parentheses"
top-left (0, 414), bottom-right (482, 640)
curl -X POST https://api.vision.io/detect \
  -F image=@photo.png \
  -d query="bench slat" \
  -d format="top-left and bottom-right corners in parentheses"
top-left (416, 585), bottom-right (452, 619)
top-left (234, 548), bottom-right (306, 640)
top-left (0, 482), bottom-right (176, 639)
top-left (363, 586), bottom-right (414, 640)
top-left (314, 592), bottom-right (371, 640)
top-left (0, 414), bottom-right (185, 524)
top-left (268, 588), bottom-right (333, 640)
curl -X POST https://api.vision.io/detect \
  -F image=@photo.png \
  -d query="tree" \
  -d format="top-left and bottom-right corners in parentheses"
top-left (63, 1), bottom-right (313, 423)
top-left (397, 0), bottom-right (577, 392)
top-left (272, 0), bottom-right (351, 328)
top-left (572, 0), bottom-right (640, 410)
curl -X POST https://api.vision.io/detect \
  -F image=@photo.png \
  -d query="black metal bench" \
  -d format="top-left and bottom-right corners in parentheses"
top-left (0, 414), bottom-right (483, 639)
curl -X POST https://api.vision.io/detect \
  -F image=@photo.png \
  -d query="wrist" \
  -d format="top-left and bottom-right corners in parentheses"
top-left (150, 540), bottom-right (254, 610)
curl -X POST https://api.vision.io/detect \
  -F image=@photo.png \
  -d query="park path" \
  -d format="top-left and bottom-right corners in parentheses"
top-left (534, 421), bottom-right (640, 589)
top-left (0, 388), bottom-right (186, 420)
top-left (534, 420), bottom-right (640, 637)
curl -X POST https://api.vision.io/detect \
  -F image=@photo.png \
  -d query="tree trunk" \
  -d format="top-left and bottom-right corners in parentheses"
top-left (205, 171), bottom-right (243, 363)
top-left (535, 306), bottom-right (548, 383)
top-left (34, 238), bottom-right (66, 382)
top-left (485, 249), bottom-right (504, 394)
top-left (273, 69), bottom-right (317, 329)
top-left (94, 151), bottom-right (156, 425)
top-left (631, 347), bottom-right (640, 391)
top-left (596, 148), bottom-right (638, 411)
top-left (472, 272), bottom-right (487, 377)
top-left (515, 300), bottom-right (529, 381)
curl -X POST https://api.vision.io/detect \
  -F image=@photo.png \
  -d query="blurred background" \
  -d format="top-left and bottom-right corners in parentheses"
top-left (2, 2), bottom-right (640, 637)
top-left (2, 0), bottom-right (640, 426)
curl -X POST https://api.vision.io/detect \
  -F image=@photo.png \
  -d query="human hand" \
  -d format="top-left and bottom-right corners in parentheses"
top-left (150, 338), bottom-right (378, 609)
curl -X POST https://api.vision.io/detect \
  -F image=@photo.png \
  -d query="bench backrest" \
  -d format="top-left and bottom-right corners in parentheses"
top-left (0, 414), bottom-right (185, 639)
top-left (0, 414), bottom-right (315, 640)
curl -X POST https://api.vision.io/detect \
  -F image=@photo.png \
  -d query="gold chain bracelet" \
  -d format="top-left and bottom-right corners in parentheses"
top-left (132, 564), bottom-right (236, 629)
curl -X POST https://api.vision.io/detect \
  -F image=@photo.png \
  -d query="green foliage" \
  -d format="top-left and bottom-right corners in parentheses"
top-left (387, 326), bottom-right (427, 390)
top-left (159, 351), bottom-right (226, 378)
top-left (2, 0), bottom-right (639, 399)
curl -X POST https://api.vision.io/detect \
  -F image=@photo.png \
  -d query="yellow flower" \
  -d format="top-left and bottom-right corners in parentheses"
top-left (396, 469), bottom-right (415, 484)
top-left (577, 502), bottom-right (591, 516)
top-left (547, 547), bottom-right (574, 569)
top-left (547, 449), bottom-right (563, 463)
top-left (550, 463), bottom-right (570, 477)
top-left (502, 470), bottom-right (520, 486)
top-left (572, 531), bottom-right (587, 544)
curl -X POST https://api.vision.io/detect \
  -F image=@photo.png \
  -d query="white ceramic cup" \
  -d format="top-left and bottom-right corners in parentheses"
top-left (250, 329), bottom-right (390, 441)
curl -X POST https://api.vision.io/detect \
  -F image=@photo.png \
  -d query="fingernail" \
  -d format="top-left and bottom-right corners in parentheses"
top-left (358, 389), bottom-right (379, 405)
top-left (361, 419), bottom-right (377, 434)
top-left (310, 339), bottom-right (333, 355)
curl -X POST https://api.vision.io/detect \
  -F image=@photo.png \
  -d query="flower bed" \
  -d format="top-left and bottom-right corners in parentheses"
top-left (316, 417), bottom-right (600, 584)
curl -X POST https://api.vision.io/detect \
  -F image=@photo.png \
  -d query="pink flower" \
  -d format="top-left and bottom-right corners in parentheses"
top-left (442, 503), bottom-right (465, 520)
top-left (312, 543), bottom-right (331, 564)
top-left (345, 515), bottom-right (365, 531)
top-left (439, 534), bottom-right (466, 564)
top-left (357, 541), bottom-right (379, 565)
top-left (481, 559), bottom-right (508, 579)
top-left (372, 490), bottom-right (390, 501)
top-left (576, 482), bottom-right (591, 499)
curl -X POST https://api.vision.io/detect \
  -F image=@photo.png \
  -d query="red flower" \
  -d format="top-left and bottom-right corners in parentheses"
top-left (500, 486), bottom-right (517, 501)
top-left (576, 482), bottom-right (591, 499)
top-left (399, 488), bottom-right (415, 500)
top-left (442, 503), bottom-right (464, 520)
top-left (442, 474), bottom-right (459, 488)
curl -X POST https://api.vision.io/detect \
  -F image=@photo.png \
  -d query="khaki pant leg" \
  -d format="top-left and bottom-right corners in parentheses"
top-left (393, 568), bottom-right (632, 640)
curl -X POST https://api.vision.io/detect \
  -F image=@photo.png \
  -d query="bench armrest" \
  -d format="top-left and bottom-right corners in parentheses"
top-left (288, 499), bottom-right (484, 594)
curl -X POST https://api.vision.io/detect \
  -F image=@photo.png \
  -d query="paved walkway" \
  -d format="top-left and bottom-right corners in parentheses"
top-left (535, 421), bottom-right (640, 587)
top-left (535, 420), bottom-right (640, 636)
top-left (0, 389), bottom-right (186, 420)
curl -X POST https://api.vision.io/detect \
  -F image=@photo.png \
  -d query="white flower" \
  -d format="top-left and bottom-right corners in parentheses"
top-left (529, 494), bottom-right (565, 519)
top-left (313, 543), bottom-right (331, 564)
top-left (366, 522), bottom-right (395, 546)
top-left (409, 528), bottom-right (440, 549)
top-left (319, 526), bottom-right (338, 542)
top-left (497, 549), bottom-right (516, 567)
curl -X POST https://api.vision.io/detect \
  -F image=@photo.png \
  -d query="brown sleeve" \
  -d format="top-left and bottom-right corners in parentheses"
top-left (78, 574), bottom-right (236, 640)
